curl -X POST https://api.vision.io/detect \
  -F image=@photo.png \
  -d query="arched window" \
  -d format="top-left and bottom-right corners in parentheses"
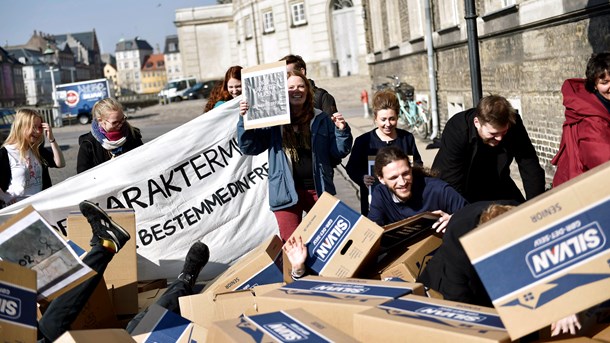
top-left (333, 0), bottom-right (353, 10)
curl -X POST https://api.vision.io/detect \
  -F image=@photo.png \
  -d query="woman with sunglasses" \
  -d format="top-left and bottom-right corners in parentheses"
top-left (77, 98), bottom-right (143, 173)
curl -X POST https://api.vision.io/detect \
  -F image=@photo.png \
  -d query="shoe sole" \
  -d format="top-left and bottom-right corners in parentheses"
top-left (81, 201), bottom-right (131, 248)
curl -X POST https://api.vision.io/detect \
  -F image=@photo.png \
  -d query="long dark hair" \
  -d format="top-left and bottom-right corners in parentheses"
top-left (204, 65), bottom-right (242, 112)
top-left (287, 70), bottom-right (315, 125)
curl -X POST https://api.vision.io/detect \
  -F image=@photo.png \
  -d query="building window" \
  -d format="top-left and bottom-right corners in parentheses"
top-left (245, 16), bottom-right (253, 39)
top-left (407, 0), bottom-right (424, 39)
top-left (439, 0), bottom-right (459, 29)
top-left (133, 61), bottom-right (138, 68)
top-left (484, 0), bottom-right (516, 13)
top-left (386, 0), bottom-right (402, 46)
top-left (291, 2), bottom-right (307, 26)
top-left (169, 43), bottom-right (177, 52)
top-left (263, 10), bottom-right (275, 33)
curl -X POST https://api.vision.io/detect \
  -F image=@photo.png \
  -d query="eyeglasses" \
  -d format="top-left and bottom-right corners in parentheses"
top-left (104, 116), bottom-right (126, 127)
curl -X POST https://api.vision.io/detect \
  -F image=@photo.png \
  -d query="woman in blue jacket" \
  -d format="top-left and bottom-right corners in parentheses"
top-left (237, 70), bottom-right (352, 240)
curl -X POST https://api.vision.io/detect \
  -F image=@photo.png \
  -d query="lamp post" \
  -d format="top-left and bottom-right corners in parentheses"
top-left (43, 46), bottom-right (62, 127)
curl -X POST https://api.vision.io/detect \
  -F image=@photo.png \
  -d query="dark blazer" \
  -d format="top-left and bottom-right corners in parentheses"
top-left (76, 128), bottom-right (143, 173)
top-left (432, 108), bottom-right (545, 203)
top-left (0, 145), bottom-right (57, 192)
top-left (417, 200), bottom-right (518, 307)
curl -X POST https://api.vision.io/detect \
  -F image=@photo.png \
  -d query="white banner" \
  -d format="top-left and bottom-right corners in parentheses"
top-left (0, 98), bottom-right (278, 280)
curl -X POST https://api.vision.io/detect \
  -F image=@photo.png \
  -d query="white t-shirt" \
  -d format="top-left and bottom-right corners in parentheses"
top-left (4, 145), bottom-right (44, 200)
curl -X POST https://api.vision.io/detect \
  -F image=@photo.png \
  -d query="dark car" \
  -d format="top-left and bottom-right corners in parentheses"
top-left (182, 80), bottom-right (222, 100)
top-left (0, 108), bottom-right (16, 144)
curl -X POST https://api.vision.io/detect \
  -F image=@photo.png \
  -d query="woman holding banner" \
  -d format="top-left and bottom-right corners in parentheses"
top-left (77, 98), bottom-right (143, 173)
top-left (0, 109), bottom-right (65, 208)
top-left (237, 70), bottom-right (352, 241)
top-left (204, 65), bottom-right (243, 112)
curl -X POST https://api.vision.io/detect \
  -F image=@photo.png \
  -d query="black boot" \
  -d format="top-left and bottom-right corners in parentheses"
top-left (177, 242), bottom-right (210, 288)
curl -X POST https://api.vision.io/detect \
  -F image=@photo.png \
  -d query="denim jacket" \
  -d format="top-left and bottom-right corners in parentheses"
top-left (237, 109), bottom-right (352, 211)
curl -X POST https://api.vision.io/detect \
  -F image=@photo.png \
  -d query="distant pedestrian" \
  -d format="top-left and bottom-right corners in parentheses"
top-left (204, 65), bottom-right (242, 112)
top-left (346, 90), bottom-right (423, 215)
top-left (238, 70), bottom-right (352, 241)
top-left (77, 98), bottom-right (143, 173)
top-left (1, 109), bottom-right (65, 207)
top-left (551, 52), bottom-right (610, 186)
top-left (432, 94), bottom-right (545, 203)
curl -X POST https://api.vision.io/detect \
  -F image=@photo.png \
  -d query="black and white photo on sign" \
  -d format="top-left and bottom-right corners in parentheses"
top-left (243, 61), bottom-right (290, 130)
top-left (0, 207), bottom-right (94, 300)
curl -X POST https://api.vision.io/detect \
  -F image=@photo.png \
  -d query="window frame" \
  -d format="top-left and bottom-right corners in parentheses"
top-left (262, 9), bottom-right (275, 34)
top-left (290, 2), bottom-right (307, 27)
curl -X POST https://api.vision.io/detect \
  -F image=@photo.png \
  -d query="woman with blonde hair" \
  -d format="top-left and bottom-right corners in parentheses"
top-left (0, 109), bottom-right (65, 207)
top-left (77, 97), bottom-right (143, 173)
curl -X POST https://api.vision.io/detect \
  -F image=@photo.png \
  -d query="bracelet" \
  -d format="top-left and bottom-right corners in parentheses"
top-left (49, 139), bottom-right (56, 143)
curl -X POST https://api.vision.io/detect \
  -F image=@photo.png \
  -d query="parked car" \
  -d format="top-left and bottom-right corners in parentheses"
top-left (0, 108), bottom-right (16, 144)
top-left (182, 79), bottom-right (222, 100)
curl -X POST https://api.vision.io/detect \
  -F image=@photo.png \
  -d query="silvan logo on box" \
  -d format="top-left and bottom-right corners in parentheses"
top-left (0, 291), bottom-right (21, 320)
top-left (526, 222), bottom-right (605, 278)
top-left (263, 322), bottom-right (307, 342)
top-left (311, 284), bottom-right (370, 294)
top-left (415, 306), bottom-right (487, 323)
top-left (312, 215), bottom-right (351, 262)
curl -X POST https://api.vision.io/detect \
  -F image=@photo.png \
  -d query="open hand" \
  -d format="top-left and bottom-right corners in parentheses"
top-left (283, 236), bottom-right (307, 273)
top-left (551, 314), bottom-right (581, 336)
top-left (431, 210), bottom-right (451, 233)
top-left (331, 112), bottom-right (347, 130)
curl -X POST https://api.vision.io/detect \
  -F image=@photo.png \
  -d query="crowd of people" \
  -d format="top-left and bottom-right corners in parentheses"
top-left (1, 52), bottom-right (608, 339)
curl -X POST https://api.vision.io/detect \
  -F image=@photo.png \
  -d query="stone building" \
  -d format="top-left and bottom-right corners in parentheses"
top-left (0, 47), bottom-right (25, 107)
top-left (53, 31), bottom-right (104, 80)
top-left (7, 48), bottom-right (57, 106)
top-left (102, 54), bottom-right (120, 97)
top-left (364, 0), bottom-right (610, 179)
top-left (115, 37), bottom-right (153, 95)
top-left (164, 35), bottom-right (183, 82)
top-left (174, 0), bottom-right (369, 81)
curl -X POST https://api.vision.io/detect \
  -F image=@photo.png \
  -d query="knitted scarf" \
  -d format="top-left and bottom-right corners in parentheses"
top-left (91, 120), bottom-right (128, 155)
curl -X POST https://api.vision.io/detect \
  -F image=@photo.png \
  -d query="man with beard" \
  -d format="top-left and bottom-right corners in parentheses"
top-left (368, 146), bottom-right (467, 231)
top-left (432, 95), bottom-right (545, 203)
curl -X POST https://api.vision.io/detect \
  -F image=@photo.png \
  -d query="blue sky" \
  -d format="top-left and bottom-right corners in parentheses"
top-left (1, 0), bottom-right (218, 54)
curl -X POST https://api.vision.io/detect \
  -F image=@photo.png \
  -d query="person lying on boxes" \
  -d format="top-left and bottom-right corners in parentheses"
top-left (367, 146), bottom-right (468, 232)
top-left (417, 201), bottom-right (583, 337)
top-left (35, 201), bottom-right (209, 342)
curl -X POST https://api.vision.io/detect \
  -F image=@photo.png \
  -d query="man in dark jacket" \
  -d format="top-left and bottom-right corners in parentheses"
top-left (280, 54), bottom-right (338, 116)
top-left (432, 95), bottom-right (545, 203)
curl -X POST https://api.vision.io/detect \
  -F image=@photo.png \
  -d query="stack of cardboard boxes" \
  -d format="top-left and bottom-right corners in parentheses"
top-left (3, 162), bottom-right (610, 342)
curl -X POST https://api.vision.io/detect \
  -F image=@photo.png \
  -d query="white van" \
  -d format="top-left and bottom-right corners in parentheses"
top-left (158, 77), bottom-right (197, 102)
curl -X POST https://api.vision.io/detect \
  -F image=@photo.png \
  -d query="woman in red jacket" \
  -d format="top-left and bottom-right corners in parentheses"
top-left (552, 52), bottom-right (610, 186)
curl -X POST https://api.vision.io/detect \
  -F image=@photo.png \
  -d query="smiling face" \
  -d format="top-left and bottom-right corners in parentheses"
top-left (99, 110), bottom-right (125, 132)
top-left (227, 78), bottom-right (242, 98)
top-left (378, 159), bottom-right (413, 202)
top-left (375, 108), bottom-right (398, 138)
top-left (288, 75), bottom-right (307, 107)
top-left (28, 117), bottom-right (43, 144)
top-left (595, 73), bottom-right (610, 101)
top-left (474, 117), bottom-right (509, 147)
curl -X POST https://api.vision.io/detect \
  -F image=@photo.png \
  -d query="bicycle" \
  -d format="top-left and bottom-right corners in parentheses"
top-left (373, 76), bottom-right (431, 139)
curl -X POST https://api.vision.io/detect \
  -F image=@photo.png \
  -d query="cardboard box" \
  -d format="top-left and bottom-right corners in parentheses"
top-left (138, 279), bottom-right (167, 293)
top-left (379, 233), bottom-right (443, 282)
top-left (179, 235), bottom-right (283, 328)
top-left (380, 211), bottom-right (441, 253)
top-left (288, 192), bottom-right (384, 278)
top-left (130, 304), bottom-right (207, 343)
top-left (354, 294), bottom-right (510, 342)
top-left (254, 275), bottom-right (424, 336)
top-left (0, 261), bottom-right (37, 343)
top-left (593, 325), bottom-right (610, 342)
top-left (70, 276), bottom-right (120, 330)
top-left (460, 161), bottom-right (610, 340)
top-left (68, 209), bottom-right (138, 316)
top-left (209, 308), bottom-right (358, 342)
top-left (137, 287), bottom-right (168, 314)
top-left (179, 283), bottom-right (282, 329)
top-left (55, 329), bottom-right (135, 342)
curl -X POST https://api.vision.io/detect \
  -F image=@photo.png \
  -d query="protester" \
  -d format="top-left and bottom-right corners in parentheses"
top-left (32, 200), bottom-right (209, 341)
top-left (76, 98), bottom-right (143, 173)
top-left (238, 70), bottom-right (352, 240)
top-left (204, 65), bottom-right (243, 112)
top-left (417, 201), bottom-right (517, 307)
top-left (0, 109), bottom-right (65, 208)
top-left (432, 94), bottom-right (545, 203)
top-left (368, 146), bottom-right (466, 231)
top-left (283, 235), bottom-right (308, 280)
top-left (280, 54), bottom-right (338, 116)
top-left (346, 90), bottom-right (423, 215)
top-left (551, 52), bottom-right (610, 186)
